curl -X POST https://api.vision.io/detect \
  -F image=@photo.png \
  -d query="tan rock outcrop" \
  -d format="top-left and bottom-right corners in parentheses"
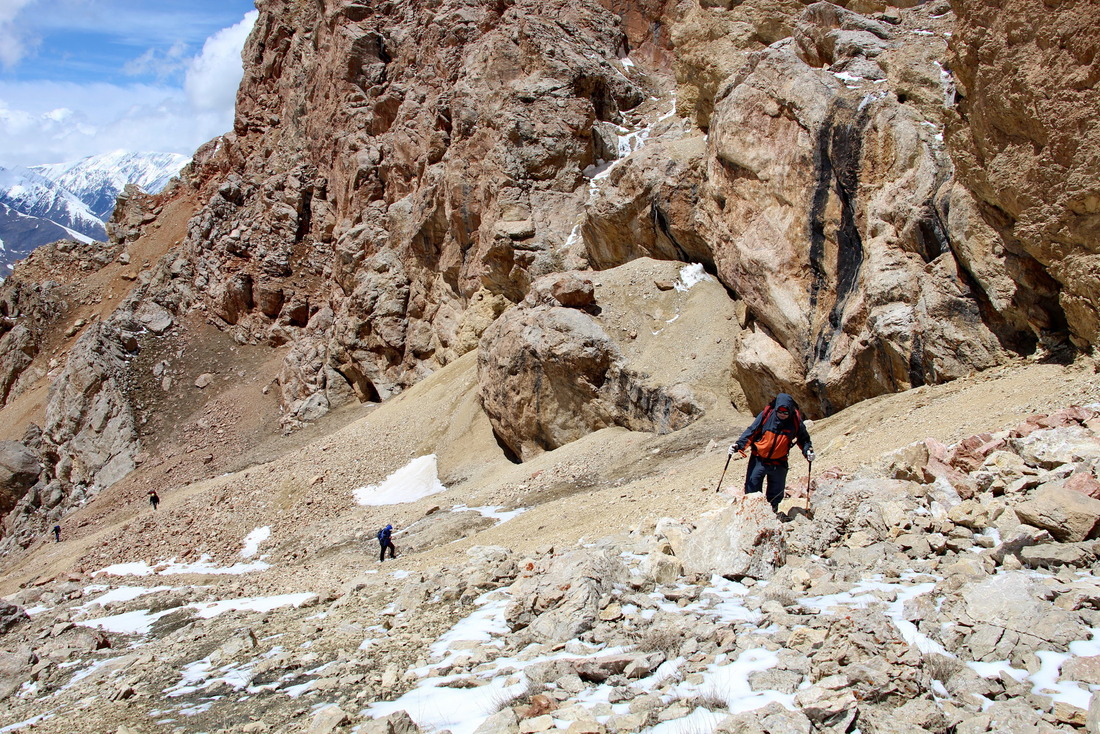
top-left (580, 6), bottom-right (1013, 415)
top-left (947, 0), bottom-right (1100, 350)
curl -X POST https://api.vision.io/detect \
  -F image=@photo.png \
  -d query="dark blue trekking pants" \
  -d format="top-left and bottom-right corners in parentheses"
top-left (745, 454), bottom-right (788, 511)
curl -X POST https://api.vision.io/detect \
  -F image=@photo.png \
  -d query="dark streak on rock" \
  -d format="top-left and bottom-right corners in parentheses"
top-left (808, 101), bottom-right (872, 413)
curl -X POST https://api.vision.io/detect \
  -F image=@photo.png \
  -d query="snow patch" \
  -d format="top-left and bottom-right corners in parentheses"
top-left (674, 263), bottom-right (711, 292)
top-left (354, 455), bottom-right (449, 506)
top-left (0, 714), bottom-right (52, 732)
top-left (833, 71), bottom-right (863, 86)
top-left (189, 593), bottom-right (316, 619)
top-left (93, 555), bottom-right (271, 578)
top-left (80, 585), bottom-right (174, 610)
top-left (77, 593), bottom-right (316, 636)
top-left (241, 526), bottom-right (271, 558)
top-left (452, 504), bottom-right (528, 524)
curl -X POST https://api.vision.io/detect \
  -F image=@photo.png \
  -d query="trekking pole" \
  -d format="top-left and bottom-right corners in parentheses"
top-left (716, 450), bottom-right (746, 493)
top-left (715, 453), bottom-right (732, 494)
top-left (805, 459), bottom-right (814, 507)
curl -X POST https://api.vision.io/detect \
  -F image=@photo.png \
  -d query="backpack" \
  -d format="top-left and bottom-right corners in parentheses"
top-left (377, 526), bottom-right (390, 543)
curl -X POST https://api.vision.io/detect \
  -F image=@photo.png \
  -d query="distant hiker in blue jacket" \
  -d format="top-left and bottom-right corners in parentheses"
top-left (377, 524), bottom-right (396, 562)
top-left (729, 393), bottom-right (815, 511)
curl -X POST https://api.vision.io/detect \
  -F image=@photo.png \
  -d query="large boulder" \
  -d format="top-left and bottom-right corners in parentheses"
top-left (0, 649), bottom-right (31, 702)
top-left (0, 600), bottom-right (29, 635)
top-left (787, 477), bottom-right (925, 556)
top-left (959, 572), bottom-right (1089, 649)
top-left (1014, 486), bottom-right (1100, 542)
top-left (478, 304), bottom-right (622, 461)
top-left (477, 266), bottom-right (713, 460)
top-left (1011, 426), bottom-right (1100, 470)
top-left (0, 441), bottom-right (41, 517)
top-left (505, 548), bottom-right (628, 643)
top-left (678, 495), bottom-right (786, 580)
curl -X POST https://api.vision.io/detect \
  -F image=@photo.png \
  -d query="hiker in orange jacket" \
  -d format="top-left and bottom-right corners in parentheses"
top-left (729, 393), bottom-right (814, 511)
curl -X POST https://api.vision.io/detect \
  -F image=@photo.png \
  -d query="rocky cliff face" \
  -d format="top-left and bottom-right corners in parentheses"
top-left (176, 0), bottom-right (659, 429)
top-left (0, 0), bottom-right (1096, 545)
top-left (152, 0), bottom-right (1096, 428)
top-left (947, 0), bottom-right (1100, 350)
top-left (162, 0), bottom-right (1094, 430)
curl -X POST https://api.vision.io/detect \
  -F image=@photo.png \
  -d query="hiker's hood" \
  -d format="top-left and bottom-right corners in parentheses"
top-left (760, 393), bottom-right (799, 431)
top-left (774, 393), bottom-right (797, 414)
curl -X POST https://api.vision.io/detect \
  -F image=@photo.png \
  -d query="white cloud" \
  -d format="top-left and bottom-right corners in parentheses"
top-left (0, 10), bottom-right (257, 165)
top-left (122, 40), bottom-right (190, 80)
top-left (0, 0), bottom-right (38, 68)
top-left (185, 10), bottom-right (257, 112)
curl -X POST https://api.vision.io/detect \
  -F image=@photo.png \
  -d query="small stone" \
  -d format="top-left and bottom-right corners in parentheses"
top-left (519, 715), bottom-right (555, 733)
top-left (308, 705), bottom-right (350, 734)
top-left (599, 603), bottom-right (623, 621)
top-left (1053, 701), bottom-right (1087, 727)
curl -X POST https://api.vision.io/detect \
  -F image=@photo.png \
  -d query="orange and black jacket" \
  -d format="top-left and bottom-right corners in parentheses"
top-left (734, 393), bottom-right (813, 463)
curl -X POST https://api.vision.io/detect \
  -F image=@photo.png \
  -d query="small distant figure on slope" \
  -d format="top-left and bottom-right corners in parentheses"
top-left (53, 525), bottom-right (61, 543)
top-left (377, 524), bottom-right (397, 562)
top-left (148, 489), bottom-right (160, 511)
top-left (729, 393), bottom-right (815, 512)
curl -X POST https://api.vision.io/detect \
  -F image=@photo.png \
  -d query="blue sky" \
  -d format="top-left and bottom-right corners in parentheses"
top-left (0, 0), bottom-right (257, 165)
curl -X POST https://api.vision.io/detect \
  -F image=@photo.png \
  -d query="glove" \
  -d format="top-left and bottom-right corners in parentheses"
top-left (728, 444), bottom-right (736, 457)
top-left (729, 444), bottom-right (744, 457)
top-left (805, 448), bottom-right (816, 462)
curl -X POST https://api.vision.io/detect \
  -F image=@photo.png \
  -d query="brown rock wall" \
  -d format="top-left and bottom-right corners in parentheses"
top-left (948, 0), bottom-right (1100, 349)
top-left (170, 0), bottom-right (660, 426)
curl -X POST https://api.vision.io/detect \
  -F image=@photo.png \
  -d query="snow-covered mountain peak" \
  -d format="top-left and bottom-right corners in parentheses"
top-left (0, 165), bottom-right (103, 236)
top-left (32, 150), bottom-right (190, 220)
top-left (0, 150), bottom-right (190, 274)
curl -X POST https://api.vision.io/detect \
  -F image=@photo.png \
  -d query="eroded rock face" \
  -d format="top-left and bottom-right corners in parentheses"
top-left (948, 0), bottom-right (1100, 350)
top-left (0, 277), bottom-right (71, 410)
top-left (43, 322), bottom-right (139, 492)
top-left (94, 0), bottom-right (1093, 432)
top-left (582, 2), bottom-right (1036, 416)
top-left (171, 0), bottom-right (660, 427)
